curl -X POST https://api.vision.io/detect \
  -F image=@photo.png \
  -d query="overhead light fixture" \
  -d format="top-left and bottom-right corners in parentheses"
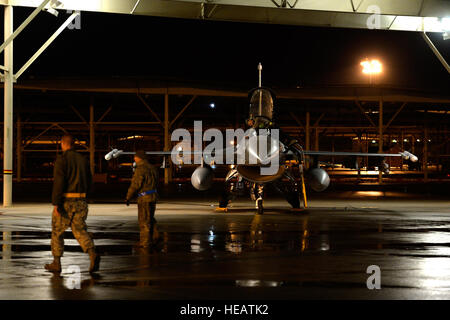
top-left (361, 59), bottom-right (382, 75)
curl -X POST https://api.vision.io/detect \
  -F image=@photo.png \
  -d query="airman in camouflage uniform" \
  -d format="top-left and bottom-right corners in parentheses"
top-left (45, 134), bottom-right (100, 273)
top-left (126, 150), bottom-right (159, 248)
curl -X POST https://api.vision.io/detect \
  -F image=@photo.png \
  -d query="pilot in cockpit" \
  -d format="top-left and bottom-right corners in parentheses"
top-left (246, 88), bottom-right (274, 129)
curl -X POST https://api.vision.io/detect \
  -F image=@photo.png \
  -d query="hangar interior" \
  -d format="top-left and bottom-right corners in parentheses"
top-left (1, 0), bottom-right (450, 302)
top-left (3, 77), bottom-right (449, 186)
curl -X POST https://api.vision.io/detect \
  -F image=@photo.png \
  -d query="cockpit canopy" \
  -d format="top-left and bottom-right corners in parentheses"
top-left (249, 88), bottom-right (274, 121)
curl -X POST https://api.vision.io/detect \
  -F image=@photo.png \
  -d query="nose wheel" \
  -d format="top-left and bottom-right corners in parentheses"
top-left (256, 198), bottom-right (264, 215)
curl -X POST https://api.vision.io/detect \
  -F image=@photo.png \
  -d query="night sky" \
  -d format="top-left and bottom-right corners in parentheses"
top-left (1, 7), bottom-right (449, 92)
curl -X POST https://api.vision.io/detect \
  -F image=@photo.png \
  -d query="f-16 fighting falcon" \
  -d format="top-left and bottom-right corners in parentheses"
top-left (105, 64), bottom-right (418, 214)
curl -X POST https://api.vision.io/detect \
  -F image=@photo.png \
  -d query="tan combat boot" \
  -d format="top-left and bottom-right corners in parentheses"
top-left (88, 248), bottom-right (100, 273)
top-left (45, 257), bottom-right (62, 273)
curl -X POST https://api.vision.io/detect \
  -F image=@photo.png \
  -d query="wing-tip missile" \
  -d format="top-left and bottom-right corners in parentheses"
top-left (400, 151), bottom-right (418, 162)
top-left (104, 149), bottom-right (123, 160)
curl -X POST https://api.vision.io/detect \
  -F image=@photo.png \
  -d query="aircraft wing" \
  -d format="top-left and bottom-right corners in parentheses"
top-left (104, 149), bottom-right (226, 160)
top-left (106, 149), bottom-right (418, 162)
top-left (302, 150), bottom-right (418, 162)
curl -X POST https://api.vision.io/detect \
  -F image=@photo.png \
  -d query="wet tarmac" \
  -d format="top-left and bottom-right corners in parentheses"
top-left (1, 194), bottom-right (450, 300)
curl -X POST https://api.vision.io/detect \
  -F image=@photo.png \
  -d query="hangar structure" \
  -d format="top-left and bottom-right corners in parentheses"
top-left (1, 0), bottom-right (450, 206)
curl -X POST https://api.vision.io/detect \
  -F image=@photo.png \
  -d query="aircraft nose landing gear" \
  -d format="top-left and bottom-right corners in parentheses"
top-left (255, 184), bottom-right (264, 215)
top-left (256, 198), bottom-right (264, 215)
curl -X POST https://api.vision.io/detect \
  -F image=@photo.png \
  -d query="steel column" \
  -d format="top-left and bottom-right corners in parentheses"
top-left (314, 129), bottom-right (319, 151)
top-left (378, 99), bottom-right (383, 184)
top-left (424, 126), bottom-right (428, 182)
top-left (16, 115), bottom-right (22, 182)
top-left (305, 111), bottom-right (310, 150)
top-left (89, 101), bottom-right (95, 175)
top-left (3, 5), bottom-right (13, 207)
top-left (305, 111), bottom-right (310, 169)
top-left (164, 93), bottom-right (170, 185)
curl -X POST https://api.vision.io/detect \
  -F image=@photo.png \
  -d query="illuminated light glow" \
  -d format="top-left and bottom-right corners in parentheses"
top-left (417, 139), bottom-right (421, 142)
top-left (403, 139), bottom-right (408, 142)
top-left (361, 59), bottom-right (382, 75)
top-left (371, 140), bottom-right (376, 144)
top-left (209, 103), bottom-right (215, 109)
top-left (442, 18), bottom-right (450, 31)
top-left (391, 16), bottom-right (422, 31)
top-left (355, 191), bottom-right (384, 197)
top-left (392, 139), bottom-right (397, 143)
top-left (118, 135), bottom-right (143, 141)
top-left (235, 280), bottom-right (281, 287)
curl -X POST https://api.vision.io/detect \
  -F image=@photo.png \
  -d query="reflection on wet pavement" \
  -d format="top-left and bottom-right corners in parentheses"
top-left (1, 198), bottom-right (450, 299)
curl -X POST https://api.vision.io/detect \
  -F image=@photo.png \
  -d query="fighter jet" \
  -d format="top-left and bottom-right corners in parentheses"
top-left (105, 64), bottom-right (418, 214)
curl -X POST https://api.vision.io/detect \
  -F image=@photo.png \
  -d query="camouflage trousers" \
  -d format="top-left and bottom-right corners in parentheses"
top-left (51, 199), bottom-right (95, 257)
top-left (138, 200), bottom-right (157, 247)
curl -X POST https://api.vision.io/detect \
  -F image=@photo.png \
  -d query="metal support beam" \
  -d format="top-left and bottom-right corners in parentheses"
top-left (169, 95), bottom-right (197, 128)
top-left (305, 111), bottom-right (310, 169)
top-left (0, 0), bottom-right (51, 55)
top-left (53, 123), bottom-right (69, 135)
top-left (424, 112), bottom-right (429, 182)
top-left (70, 105), bottom-right (88, 125)
top-left (16, 116), bottom-right (22, 182)
top-left (96, 106), bottom-right (113, 124)
top-left (89, 101), bottom-right (95, 175)
top-left (15, 11), bottom-right (80, 80)
top-left (313, 112), bottom-right (325, 127)
top-left (421, 32), bottom-right (450, 74)
top-left (314, 128), bottom-right (319, 151)
top-left (401, 130), bottom-right (404, 170)
top-left (164, 93), bottom-right (171, 185)
top-left (137, 94), bottom-right (162, 125)
top-left (313, 113), bottom-right (324, 151)
top-left (305, 111), bottom-right (310, 151)
top-left (3, 5), bottom-right (14, 207)
top-left (289, 112), bottom-right (304, 129)
top-left (384, 102), bottom-right (407, 130)
top-left (23, 124), bottom-right (55, 148)
top-left (355, 101), bottom-right (377, 127)
top-left (378, 99), bottom-right (383, 184)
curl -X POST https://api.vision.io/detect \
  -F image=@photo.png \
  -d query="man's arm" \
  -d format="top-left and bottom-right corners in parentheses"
top-left (52, 156), bottom-right (65, 206)
top-left (126, 167), bottom-right (144, 200)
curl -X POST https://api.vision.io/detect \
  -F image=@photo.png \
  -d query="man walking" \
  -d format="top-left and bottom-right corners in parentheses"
top-left (126, 150), bottom-right (159, 248)
top-left (45, 134), bottom-right (100, 273)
